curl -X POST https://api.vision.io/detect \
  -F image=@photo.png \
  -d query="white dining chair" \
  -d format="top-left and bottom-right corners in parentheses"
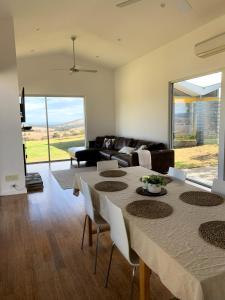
top-left (104, 198), bottom-right (139, 299)
top-left (80, 177), bottom-right (109, 274)
top-left (212, 179), bottom-right (225, 196)
top-left (97, 160), bottom-right (119, 172)
top-left (168, 167), bottom-right (186, 181)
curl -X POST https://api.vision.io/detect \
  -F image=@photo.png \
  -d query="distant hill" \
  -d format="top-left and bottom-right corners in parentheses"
top-left (50, 119), bottom-right (84, 130)
top-left (28, 118), bottom-right (84, 129)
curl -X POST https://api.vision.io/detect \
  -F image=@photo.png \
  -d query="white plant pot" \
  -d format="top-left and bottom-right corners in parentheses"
top-left (143, 182), bottom-right (148, 190)
top-left (148, 184), bottom-right (162, 194)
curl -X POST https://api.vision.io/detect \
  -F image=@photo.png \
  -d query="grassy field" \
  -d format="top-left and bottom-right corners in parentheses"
top-left (26, 136), bottom-right (85, 163)
top-left (175, 144), bottom-right (218, 169)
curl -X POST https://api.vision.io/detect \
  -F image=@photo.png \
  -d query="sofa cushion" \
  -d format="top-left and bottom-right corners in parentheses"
top-left (102, 138), bottom-right (115, 150)
top-left (133, 139), bottom-right (166, 151)
top-left (136, 145), bottom-right (148, 151)
top-left (147, 143), bottom-right (166, 151)
top-left (114, 137), bottom-right (133, 150)
top-left (95, 135), bottom-right (115, 148)
top-left (99, 149), bottom-right (118, 160)
top-left (111, 153), bottom-right (132, 167)
top-left (95, 136), bottom-right (105, 148)
top-left (119, 146), bottom-right (135, 155)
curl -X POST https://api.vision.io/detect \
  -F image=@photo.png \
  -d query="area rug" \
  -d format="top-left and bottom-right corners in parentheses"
top-left (51, 167), bottom-right (96, 189)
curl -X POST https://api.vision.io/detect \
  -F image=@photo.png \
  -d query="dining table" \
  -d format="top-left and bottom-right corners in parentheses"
top-left (75, 166), bottom-right (225, 300)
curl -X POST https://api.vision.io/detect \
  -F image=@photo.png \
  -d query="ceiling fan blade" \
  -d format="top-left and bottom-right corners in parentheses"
top-left (51, 68), bottom-right (69, 71)
top-left (77, 68), bottom-right (98, 73)
top-left (54, 37), bottom-right (98, 75)
top-left (116, 0), bottom-right (142, 8)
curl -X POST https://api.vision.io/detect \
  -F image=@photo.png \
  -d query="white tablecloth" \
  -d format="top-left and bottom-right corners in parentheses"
top-left (78, 166), bottom-right (225, 300)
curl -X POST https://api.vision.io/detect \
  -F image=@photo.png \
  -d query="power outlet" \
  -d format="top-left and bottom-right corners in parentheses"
top-left (5, 174), bottom-right (19, 182)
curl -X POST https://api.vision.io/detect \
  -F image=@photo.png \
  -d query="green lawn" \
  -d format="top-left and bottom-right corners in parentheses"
top-left (175, 144), bottom-right (218, 169)
top-left (25, 136), bottom-right (85, 163)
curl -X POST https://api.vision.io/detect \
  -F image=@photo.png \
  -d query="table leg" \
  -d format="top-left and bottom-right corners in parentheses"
top-left (88, 216), bottom-right (93, 247)
top-left (139, 258), bottom-right (151, 300)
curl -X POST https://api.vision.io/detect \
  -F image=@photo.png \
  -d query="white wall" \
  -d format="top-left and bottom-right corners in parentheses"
top-left (115, 14), bottom-right (225, 145)
top-left (17, 53), bottom-right (115, 142)
top-left (0, 18), bottom-right (26, 196)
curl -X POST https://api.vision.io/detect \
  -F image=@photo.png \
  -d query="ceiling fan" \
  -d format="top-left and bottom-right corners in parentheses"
top-left (116, 0), bottom-right (142, 7)
top-left (116, 0), bottom-right (192, 11)
top-left (53, 36), bottom-right (97, 74)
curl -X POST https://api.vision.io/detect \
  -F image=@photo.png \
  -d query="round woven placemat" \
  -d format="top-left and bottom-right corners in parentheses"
top-left (126, 200), bottom-right (173, 219)
top-left (139, 176), bottom-right (173, 185)
top-left (94, 181), bottom-right (128, 192)
top-left (199, 221), bottom-right (225, 249)
top-left (99, 170), bottom-right (127, 177)
top-left (179, 191), bottom-right (224, 206)
top-left (136, 187), bottom-right (167, 197)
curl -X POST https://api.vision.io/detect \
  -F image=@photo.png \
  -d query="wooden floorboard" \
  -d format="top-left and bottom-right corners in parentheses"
top-left (0, 162), bottom-right (173, 300)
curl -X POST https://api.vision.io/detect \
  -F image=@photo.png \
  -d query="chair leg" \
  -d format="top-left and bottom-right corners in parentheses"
top-left (93, 225), bottom-right (101, 274)
top-left (81, 215), bottom-right (88, 250)
top-left (104, 243), bottom-right (115, 288)
top-left (130, 265), bottom-right (137, 300)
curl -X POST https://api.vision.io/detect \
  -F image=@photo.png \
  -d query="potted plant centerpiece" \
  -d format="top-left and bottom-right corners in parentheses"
top-left (141, 175), bottom-right (166, 194)
top-left (141, 176), bottom-right (150, 190)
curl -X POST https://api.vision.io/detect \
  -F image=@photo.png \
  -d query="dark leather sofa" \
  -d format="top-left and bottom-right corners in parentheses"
top-left (75, 135), bottom-right (174, 174)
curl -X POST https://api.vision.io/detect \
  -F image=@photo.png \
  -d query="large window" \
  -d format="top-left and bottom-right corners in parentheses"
top-left (170, 72), bottom-right (222, 186)
top-left (22, 96), bottom-right (85, 163)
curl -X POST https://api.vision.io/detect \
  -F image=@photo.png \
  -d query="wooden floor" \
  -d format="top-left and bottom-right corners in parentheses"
top-left (0, 162), bottom-right (173, 300)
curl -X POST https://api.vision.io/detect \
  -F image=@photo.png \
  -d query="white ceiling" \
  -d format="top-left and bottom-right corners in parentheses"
top-left (1, 0), bottom-right (225, 68)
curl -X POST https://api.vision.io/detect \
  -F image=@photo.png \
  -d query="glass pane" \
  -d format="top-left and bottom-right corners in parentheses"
top-left (172, 72), bottom-right (222, 186)
top-left (47, 97), bottom-right (85, 161)
top-left (22, 97), bottom-right (49, 163)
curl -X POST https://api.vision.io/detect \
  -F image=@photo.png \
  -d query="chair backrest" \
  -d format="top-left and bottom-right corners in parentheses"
top-left (80, 177), bottom-right (95, 220)
top-left (168, 167), bottom-right (186, 181)
top-left (212, 179), bottom-right (225, 196)
top-left (106, 197), bottom-right (131, 264)
top-left (97, 160), bottom-right (119, 172)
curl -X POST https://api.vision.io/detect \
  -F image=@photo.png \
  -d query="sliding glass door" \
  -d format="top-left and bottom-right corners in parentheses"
top-left (170, 72), bottom-right (222, 186)
top-left (47, 97), bottom-right (85, 161)
top-left (23, 97), bottom-right (49, 163)
top-left (23, 96), bottom-right (85, 163)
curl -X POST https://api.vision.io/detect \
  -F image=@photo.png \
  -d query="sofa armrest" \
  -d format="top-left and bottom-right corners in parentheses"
top-left (130, 152), bottom-right (139, 166)
top-left (132, 149), bottom-right (174, 174)
top-left (151, 150), bottom-right (174, 174)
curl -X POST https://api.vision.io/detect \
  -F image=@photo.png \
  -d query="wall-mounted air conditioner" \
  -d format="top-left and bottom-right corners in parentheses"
top-left (195, 32), bottom-right (225, 58)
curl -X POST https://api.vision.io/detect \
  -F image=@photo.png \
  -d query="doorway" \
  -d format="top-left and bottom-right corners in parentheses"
top-left (170, 72), bottom-right (222, 186)
top-left (22, 96), bottom-right (85, 163)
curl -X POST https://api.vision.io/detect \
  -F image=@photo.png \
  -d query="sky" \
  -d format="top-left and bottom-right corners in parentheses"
top-left (24, 97), bottom-right (84, 125)
top-left (187, 72), bottom-right (222, 87)
top-left (175, 72), bottom-right (222, 114)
